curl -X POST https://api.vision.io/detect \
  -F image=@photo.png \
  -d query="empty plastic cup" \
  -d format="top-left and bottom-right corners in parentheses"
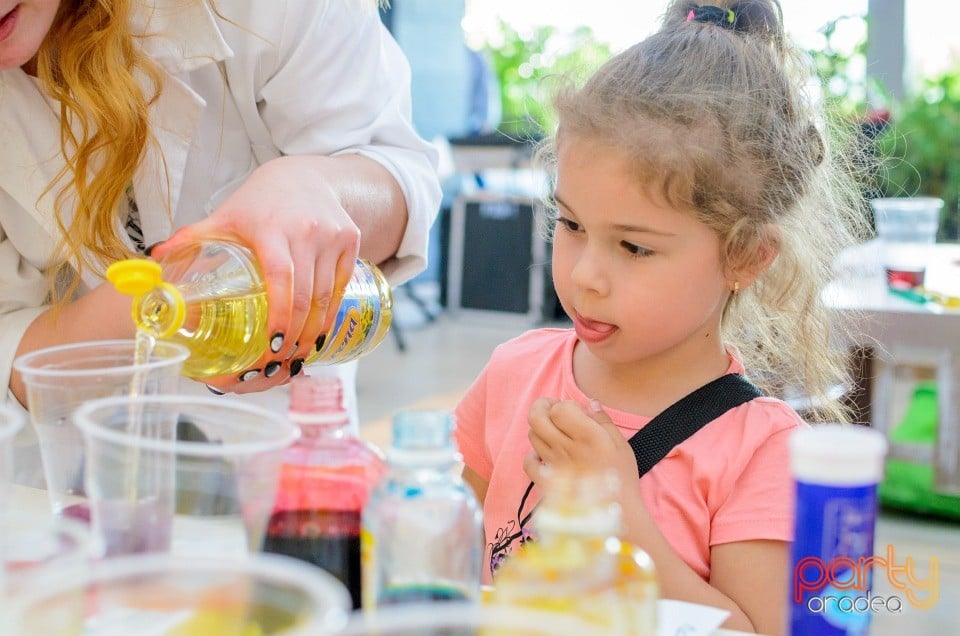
top-left (13, 340), bottom-right (189, 520)
top-left (870, 197), bottom-right (942, 289)
top-left (74, 395), bottom-right (299, 559)
top-left (3, 552), bottom-right (350, 635)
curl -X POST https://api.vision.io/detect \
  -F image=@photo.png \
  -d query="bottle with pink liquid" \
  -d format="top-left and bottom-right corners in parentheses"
top-left (261, 374), bottom-right (385, 609)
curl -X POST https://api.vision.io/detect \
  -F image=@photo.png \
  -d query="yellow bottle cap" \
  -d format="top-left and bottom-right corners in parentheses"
top-left (105, 259), bottom-right (163, 296)
top-left (105, 259), bottom-right (185, 338)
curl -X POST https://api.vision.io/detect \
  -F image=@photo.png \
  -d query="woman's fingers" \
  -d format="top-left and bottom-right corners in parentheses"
top-left (251, 233), bottom-right (296, 364)
top-left (289, 223), bottom-right (359, 367)
top-left (279, 238), bottom-right (321, 371)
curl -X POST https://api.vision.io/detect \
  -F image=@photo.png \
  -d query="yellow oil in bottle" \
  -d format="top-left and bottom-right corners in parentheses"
top-left (487, 470), bottom-right (658, 635)
top-left (111, 242), bottom-right (392, 379)
top-left (134, 290), bottom-right (268, 379)
top-left (491, 535), bottom-right (657, 634)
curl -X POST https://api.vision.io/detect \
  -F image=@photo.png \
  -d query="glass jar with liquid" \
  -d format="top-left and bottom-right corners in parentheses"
top-left (489, 468), bottom-right (658, 635)
top-left (105, 240), bottom-right (392, 379)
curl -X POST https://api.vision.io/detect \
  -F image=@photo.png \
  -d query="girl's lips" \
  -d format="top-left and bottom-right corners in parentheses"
top-left (0, 5), bottom-right (19, 44)
top-left (573, 313), bottom-right (617, 344)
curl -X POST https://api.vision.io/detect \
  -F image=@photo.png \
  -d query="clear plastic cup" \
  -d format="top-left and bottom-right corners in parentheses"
top-left (74, 395), bottom-right (299, 559)
top-left (13, 340), bottom-right (189, 519)
top-left (870, 197), bottom-right (943, 290)
top-left (3, 552), bottom-right (350, 635)
top-left (339, 601), bottom-right (599, 635)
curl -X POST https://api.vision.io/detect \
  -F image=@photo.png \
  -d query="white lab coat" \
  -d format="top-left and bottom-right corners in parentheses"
top-left (0, 0), bottom-right (440, 484)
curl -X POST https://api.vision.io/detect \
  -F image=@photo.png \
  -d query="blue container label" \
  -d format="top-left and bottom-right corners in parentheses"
top-left (789, 481), bottom-right (877, 636)
top-left (314, 261), bottom-right (389, 364)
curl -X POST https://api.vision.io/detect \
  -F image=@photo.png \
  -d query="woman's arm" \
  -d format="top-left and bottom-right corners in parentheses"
top-left (10, 283), bottom-right (135, 405)
top-left (219, 0), bottom-right (441, 286)
top-left (9, 150), bottom-right (406, 404)
top-left (275, 154), bottom-right (408, 267)
top-left (149, 0), bottom-right (440, 395)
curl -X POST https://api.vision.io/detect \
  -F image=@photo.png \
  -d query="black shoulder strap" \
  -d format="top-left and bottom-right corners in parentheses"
top-left (501, 374), bottom-right (762, 561)
top-left (629, 373), bottom-right (763, 478)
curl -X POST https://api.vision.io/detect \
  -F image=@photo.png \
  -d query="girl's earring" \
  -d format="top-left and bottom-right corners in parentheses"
top-left (733, 281), bottom-right (740, 295)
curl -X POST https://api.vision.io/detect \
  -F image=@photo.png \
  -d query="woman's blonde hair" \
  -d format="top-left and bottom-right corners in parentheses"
top-left (37, 0), bottom-right (165, 300)
top-left (537, 0), bottom-right (869, 422)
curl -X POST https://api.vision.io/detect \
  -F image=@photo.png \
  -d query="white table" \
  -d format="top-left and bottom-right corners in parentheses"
top-left (825, 240), bottom-right (960, 494)
top-left (8, 484), bottom-right (50, 516)
top-left (8, 485), bottom-right (750, 635)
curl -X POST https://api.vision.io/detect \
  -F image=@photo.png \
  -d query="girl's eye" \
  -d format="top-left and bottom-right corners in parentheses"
top-left (556, 217), bottom-right (582, 233)
top-left (622, 241), bottom-right (653, 258)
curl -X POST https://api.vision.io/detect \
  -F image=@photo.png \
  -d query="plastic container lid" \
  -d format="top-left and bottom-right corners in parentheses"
top-left (105, 259), bottom-right (163, 295)
top-left (391, 410), bottom-right (455, 451)
top-left (289, 374), bottom-right (350, 427)
top-left (789, 424), bottom-right (888, 486)
top-left (387, 410), bottom-right (458, 466)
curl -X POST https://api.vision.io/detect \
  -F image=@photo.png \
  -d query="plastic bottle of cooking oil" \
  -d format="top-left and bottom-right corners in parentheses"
top-left (105, 240), bottom-right (392, 379)
top-left (489, 468), bottom-right (658, 635)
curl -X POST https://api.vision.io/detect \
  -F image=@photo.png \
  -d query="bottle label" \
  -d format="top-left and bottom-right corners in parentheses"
top-left (789, 481), bottom-right (877, 636)
top-left (315, 263), bottom-right (388, 365)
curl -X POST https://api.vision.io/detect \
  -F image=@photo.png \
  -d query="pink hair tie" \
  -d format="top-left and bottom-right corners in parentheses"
top-left (686, 10), bottom-right (696, 21)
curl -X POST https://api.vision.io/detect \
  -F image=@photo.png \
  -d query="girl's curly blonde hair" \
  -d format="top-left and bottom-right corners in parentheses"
top-left (537, 0), bottom-right (870, 422)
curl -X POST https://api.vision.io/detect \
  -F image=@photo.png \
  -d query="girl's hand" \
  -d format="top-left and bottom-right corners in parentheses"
top-left (523, 398), bottom-right (641, 499)
top-left (150, 156), bottom-right (360, 394)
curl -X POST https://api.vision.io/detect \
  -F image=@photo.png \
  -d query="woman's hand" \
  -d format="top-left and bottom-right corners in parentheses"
top-left (150, 156), bottom-right (360, 394)
top-left (524, 398), bottom-right (641, 501)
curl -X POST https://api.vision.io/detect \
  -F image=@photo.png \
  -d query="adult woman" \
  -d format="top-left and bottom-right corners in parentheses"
top-left (1, 0), bottom-right (440, 478)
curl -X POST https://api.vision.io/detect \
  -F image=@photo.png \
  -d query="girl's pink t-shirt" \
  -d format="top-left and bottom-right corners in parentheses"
top-left (454, 328), bottom-right (805, 583)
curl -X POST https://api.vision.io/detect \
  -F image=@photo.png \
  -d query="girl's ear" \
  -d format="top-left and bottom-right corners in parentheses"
top-left (728, 223), bottom-right (781, 290)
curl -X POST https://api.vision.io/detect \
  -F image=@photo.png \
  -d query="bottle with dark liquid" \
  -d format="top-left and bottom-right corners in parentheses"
top-left (261, 374), bottom-right (385, 609)
top-left (361, 410), bottom-right (483, 610)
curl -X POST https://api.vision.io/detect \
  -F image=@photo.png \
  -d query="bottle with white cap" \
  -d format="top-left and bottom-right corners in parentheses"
top-left (788, 424), bottom-right (888, 636)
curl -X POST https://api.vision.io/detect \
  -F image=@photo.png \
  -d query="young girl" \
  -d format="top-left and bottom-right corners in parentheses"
top-left (1, 0), bottom-right (439, 409)
top-left (454, 1), bottom-right (867, 632)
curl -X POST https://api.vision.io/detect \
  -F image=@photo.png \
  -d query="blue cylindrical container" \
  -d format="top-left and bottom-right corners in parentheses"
top-left (788, 425), bottom-right (888, 636)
